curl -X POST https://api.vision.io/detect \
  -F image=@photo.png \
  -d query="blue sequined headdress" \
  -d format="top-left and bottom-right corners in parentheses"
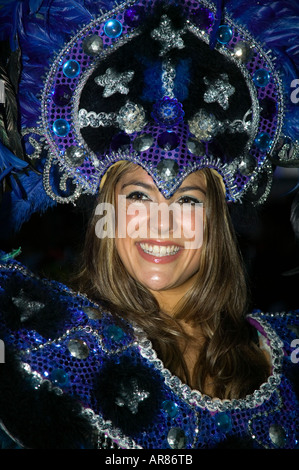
top-left (0, 0), bottom-right (298, 231)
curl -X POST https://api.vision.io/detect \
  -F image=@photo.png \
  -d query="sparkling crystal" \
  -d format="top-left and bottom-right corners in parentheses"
top-left (238, 154), bottom-right (256, 175)
top-left (204, 74), bottom-right (235, 110)
top-left (269, 424), bottom-right (287, 447)
top-left (95, 68), bottom-right (134, 98)
top-left (189, 109), bottom-right (224, 142)
top-left (67, 339), bottom-right (90, 359)
top-left (117, 102), bottom-right (147, 134)
top-left (162, 400), bottom-right (179, 418)
top-left (50, 368), bottom-right (69, 387)
top-left (52, 84), bottom-right (72, 106)
top-left (82, 34), bottom-right (103, 56)
top-left (233, 41), bottom-right (254, 63)
top-left (104, 19), bottom-right (123, 38)
top-left (63, 60), bottom-right (80, 78)
top-left (156, 158), bottom-right (179, 181)
top-left (187, 137), bottom-right (205, 155)
top-left (151, 15), bottom-right (185, 56)
top-left (115, 378), bottom-right (150, 414)
top-left (52, 119), bottom-right (70, 137)
top-left (65, 146), bottom-right (86, 166)
top-left (255, 132), bottom-right (272, 151)
top-left (253, 69), bottom-right (271, 88)
top-left (217, 25), bottom-right (233, 44)
top-left (133, 134), bottom-right (154, 152)
top-left (157, 132), bottom-right (179, 151)
top-left (167, 428), bottom-right (186, 449)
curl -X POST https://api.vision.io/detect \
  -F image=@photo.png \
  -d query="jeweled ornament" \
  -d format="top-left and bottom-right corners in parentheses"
top-left (104, 19), bottom-right (123, 38)
top-left (50, 368), bottom-right (69, 387)
top-left (255, 132), bottom-right (272, 151)
top-left (133, 134), bottom-right (154, 152)
top-left (52, 84), bottom-right (72, 106)
top-left (105, 324), bottom-right (125, 341)
top-left (215, 412), bottom-right (232, 433)
top-left (238, 154), bottom-right (256, 175)
top-left (217, 25), bottom-right (233, 44)
top-left (65, 146), bottom-right (86, 166)
top-left (162, 400), bottom-right (179, 418)
top-left (67, 339), bottom-right (89, 359)
top-left (156, 158), bottom-right (179, 181)
top-left (253, 69), bottom-right (271, 88)
top-left (233, 41), bottom-right (254, 63)
top-left (269, 424), bottom-right (287, 448)
top-left (157, 132), bottom-right (180, 151)
top-left (152, 97), bottom-right (185, 127)
top-left (187, 137), bottom-right (205, 155)
top-left (63, 60), bottom-right (80, 78)
top-left (167, 428), bottom-right (186, 449)
top-left (52, 119), bottom-right (70, 137)
top-left (82, 34), bottom-right (103, 56)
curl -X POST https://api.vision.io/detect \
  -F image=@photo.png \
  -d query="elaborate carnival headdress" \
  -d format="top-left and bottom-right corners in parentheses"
top-left (0, 0), bottom-right (298, 232)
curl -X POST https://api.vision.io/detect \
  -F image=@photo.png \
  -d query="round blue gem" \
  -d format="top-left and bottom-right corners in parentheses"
top-left (52, 119), bottom-right (70, 137)
top-left (215, 412), bottom-right (232, 433)
top-left (50, 368), bottom-right (69, 387)
top-left (104, 19), bottom-right (123, 38)
top-left (253, 69), bottom-right (271, 87)
top-left (63, 60), bottom-right (80, 78)
top-left (255, 131), bottom-right (272, 151)
top-left (217, 25), bottom-right (233, 44)
top-left (162, 400), bottom-right (179, 418)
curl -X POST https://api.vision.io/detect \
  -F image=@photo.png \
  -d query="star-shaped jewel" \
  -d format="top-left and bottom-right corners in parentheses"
top-left (151, 15), bottom-right (185, 56)
top-left (203, 74), bottom-right (235, 110)
top-left (94, 68), bottom-right (134, 98)
top-left (115, 378), bottom-right (150, 414)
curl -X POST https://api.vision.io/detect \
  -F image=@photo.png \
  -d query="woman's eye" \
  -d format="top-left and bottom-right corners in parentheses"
top-left (126, 191), bottom-right (149, 201)
top-left (178, 196), bottom-right (201, 205)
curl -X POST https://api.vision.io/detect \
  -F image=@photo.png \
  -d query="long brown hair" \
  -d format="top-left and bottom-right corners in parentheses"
top-left (77, 161), bottom-right (269, 399)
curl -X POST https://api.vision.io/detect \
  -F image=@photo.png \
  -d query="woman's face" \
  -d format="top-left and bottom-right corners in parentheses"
top-left (114, 165), bottom-right (206, 295)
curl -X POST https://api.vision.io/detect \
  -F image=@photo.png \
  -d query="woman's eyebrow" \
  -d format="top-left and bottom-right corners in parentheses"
top-left (121, 181), bottom-right (156, 191)
top-left (120, 181), bottom-right (206, 195)
top-left (176, 185), bottom-right (206, 195)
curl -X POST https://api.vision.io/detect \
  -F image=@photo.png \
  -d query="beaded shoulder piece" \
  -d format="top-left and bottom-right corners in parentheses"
top-left (0, 257), bottom-right (298, 449)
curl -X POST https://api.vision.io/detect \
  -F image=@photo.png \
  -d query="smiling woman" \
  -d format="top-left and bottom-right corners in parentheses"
top-left (0, 0), bottom-right (298, 451)
top-left (77, 161), bottom-right (269, 398)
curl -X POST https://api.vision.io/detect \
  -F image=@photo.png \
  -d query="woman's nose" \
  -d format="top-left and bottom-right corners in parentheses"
top-left (148, 202), bottom-right (178, 238)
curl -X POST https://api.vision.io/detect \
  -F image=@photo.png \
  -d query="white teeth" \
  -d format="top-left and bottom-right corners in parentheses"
top-left (139, 243), bottom-right (180, 256)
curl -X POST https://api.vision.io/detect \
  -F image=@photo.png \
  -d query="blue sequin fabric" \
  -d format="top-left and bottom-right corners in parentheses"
top-left (0, 259), bottom-right (298, 449)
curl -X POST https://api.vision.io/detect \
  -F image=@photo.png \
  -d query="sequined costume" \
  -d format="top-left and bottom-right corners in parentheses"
top-left (0, 0), bottom-right (299, 451)
top-left (0, 256), bottom-right (298, 449)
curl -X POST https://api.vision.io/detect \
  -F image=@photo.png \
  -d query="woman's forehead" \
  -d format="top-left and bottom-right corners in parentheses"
top-left (117, 164), bottom-right (207, 189)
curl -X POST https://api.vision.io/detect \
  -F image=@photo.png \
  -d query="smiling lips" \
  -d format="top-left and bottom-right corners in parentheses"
top-left (137, 240), bottom-right (183, 264)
